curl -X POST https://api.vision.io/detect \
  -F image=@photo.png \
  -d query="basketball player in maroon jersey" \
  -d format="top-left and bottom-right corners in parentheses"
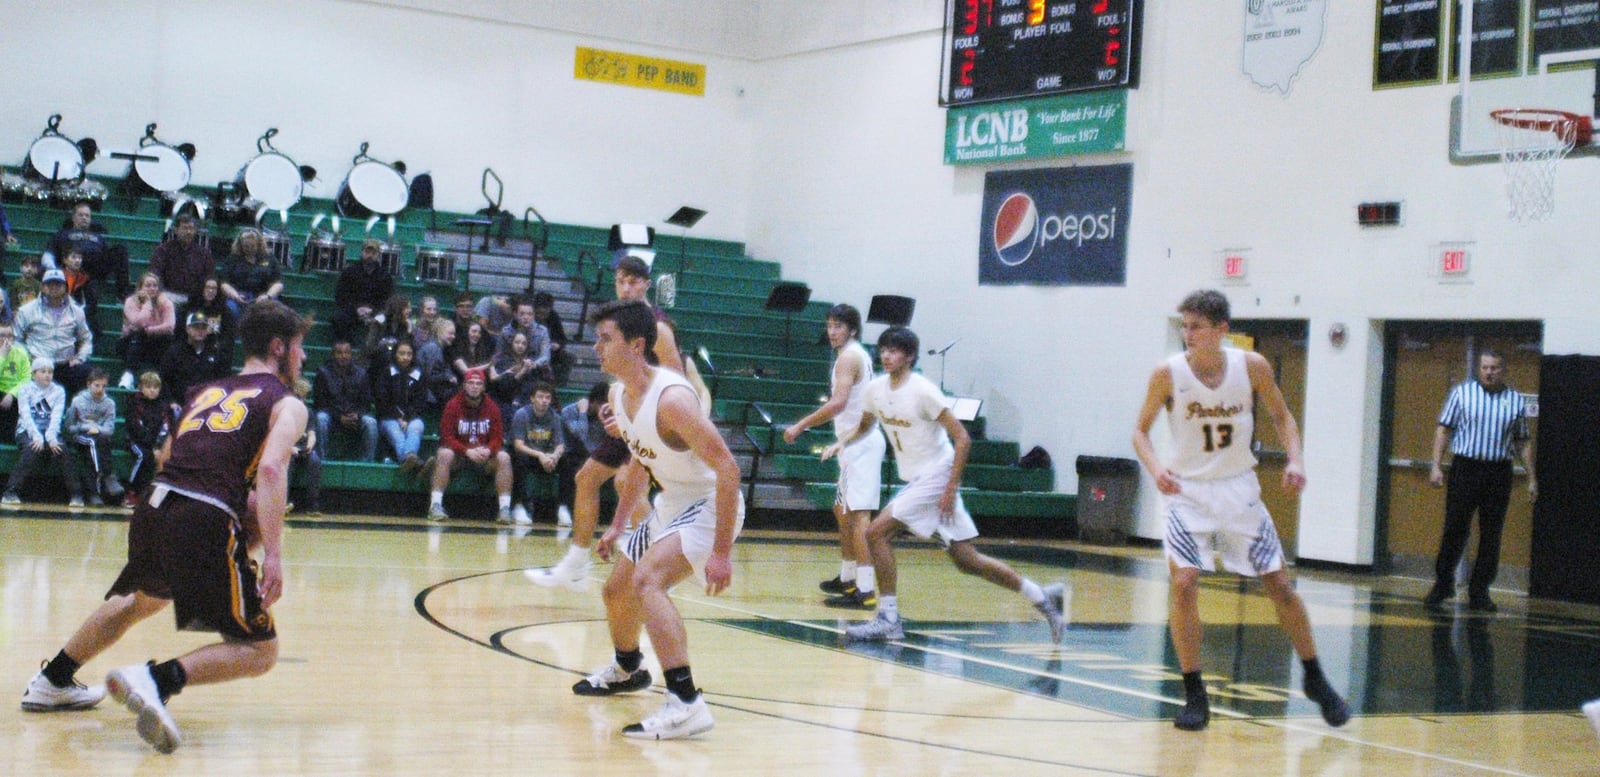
top-left (19, 299), bottom-right (309, 754)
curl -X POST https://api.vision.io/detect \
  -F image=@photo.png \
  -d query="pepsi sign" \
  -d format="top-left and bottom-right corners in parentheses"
top-left (979, 164), bottom-right (1131, 286)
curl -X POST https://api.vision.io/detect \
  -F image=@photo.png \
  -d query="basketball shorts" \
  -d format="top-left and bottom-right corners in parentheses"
top-left (1162, 470), bottom-right (1286, 577)
top-left (589, 434), bottom-right (630, 469)
top-left (108, 487), bottom-right (276, 642)
top-left (885, 461), bottom-right (978, 544)
top-left (630, 491), bottom-right (746, 584)
top-left (835, 430), bottom-right (886, 513)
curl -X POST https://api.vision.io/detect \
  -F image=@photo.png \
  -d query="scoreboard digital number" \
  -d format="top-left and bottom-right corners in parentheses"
top-left (942, 0), bottom-right (1141, 107)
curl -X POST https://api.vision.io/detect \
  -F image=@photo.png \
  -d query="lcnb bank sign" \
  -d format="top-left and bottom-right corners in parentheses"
top-left (945, 91), bottom-right (1126, 165)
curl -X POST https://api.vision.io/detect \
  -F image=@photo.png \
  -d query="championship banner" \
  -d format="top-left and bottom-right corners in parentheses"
top-left (978, 165), bottom-right (1132, 286)
top-left (944, 91), bottom-right (1127, 165)
top-left (574, 47), bottom-right (706, 96)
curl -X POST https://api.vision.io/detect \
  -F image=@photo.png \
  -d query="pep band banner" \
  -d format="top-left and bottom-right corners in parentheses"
top-left (978, 164), bottom-right (1132, 286)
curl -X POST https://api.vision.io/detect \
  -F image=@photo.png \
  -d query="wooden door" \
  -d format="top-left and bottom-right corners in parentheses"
top-left (1380, 323), bottom-right (1541, 586)
top-left (1232, 320), bottom-right (1307, 559)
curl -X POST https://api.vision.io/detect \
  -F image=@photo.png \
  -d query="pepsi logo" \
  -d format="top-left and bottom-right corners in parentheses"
top-left (993, 192), bottom-right (1039, 267)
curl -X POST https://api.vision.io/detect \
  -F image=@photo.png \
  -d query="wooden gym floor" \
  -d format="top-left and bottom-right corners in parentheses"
top-left (2, 507), bottom-right (1596, 775)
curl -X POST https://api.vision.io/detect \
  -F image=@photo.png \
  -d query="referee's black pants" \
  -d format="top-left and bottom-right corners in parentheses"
top-left (1433, 456), bottom-right (1513, 598)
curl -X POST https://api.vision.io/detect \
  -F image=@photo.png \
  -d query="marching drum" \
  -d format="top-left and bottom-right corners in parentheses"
top-left (130, 124), bottom-right (194, 195)
top-left (302, 234), bottom-right (346, 273)
top-left (336, 142), bottom-right (409, 218)
top-left (260, 229), bottom-right (293, 267)
top-left (414, 247), bottom-right (457, 284)
top-left (237, 129), bottom-right (314, 212)
top-left (27, 115), bottom-right (89, 182)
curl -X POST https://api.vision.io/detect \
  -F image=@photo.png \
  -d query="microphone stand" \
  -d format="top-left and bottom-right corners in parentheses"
top-left (927, 339), bottom-right (960, 392)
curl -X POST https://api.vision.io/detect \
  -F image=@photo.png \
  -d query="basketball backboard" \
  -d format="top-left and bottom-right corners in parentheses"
top-left (1451, 0), bottom-right (1600, 164)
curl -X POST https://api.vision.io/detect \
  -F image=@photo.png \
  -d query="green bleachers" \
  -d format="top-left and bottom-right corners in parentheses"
top-left (0, 185), bottom-right (1067, 525)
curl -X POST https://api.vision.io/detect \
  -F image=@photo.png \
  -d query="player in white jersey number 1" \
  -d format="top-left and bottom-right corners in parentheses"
top-left (1131, 289), bottom-right (1349, 732)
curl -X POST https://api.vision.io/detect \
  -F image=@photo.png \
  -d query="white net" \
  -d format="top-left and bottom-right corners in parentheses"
top-left (1493, 110), bottom-right (1580, 223)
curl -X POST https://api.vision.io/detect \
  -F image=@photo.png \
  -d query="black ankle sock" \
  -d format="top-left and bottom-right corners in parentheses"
top-left (150, 659), bottom-right (187, 702)
top-left (42, 650), bottom-right (81, 688)
top-left (1181, 671), bottom-right (1207, 702)
top-left (1301, 657), bottom-right (1328, 695)
top-left (615, 648), bottom-right (644, 674)
top-left (663, 666), bottom-right (697, 702)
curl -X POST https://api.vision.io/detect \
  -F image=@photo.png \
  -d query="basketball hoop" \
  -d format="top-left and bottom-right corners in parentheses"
top-left (1490, 109), bottom-right (1593, 223)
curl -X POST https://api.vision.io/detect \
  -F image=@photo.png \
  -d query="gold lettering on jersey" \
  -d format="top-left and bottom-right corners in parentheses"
top-left (622, 431), bottom-right (658, 461)
top-left (1184, 401), bottom-right (1244, 420)
top-left (879, 415), bottom-right (915, 429)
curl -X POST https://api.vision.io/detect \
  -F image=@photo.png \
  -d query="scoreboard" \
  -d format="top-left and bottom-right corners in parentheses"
top-left (941, 0), bottom-right (1142, 106)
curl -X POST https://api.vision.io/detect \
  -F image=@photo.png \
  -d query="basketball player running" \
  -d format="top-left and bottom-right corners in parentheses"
top-left (828, 326), bottom-right (1066, 643)
top-left (1131, 289), bottom-right (1349, 731)
top-left (783, 303), bottom-right (886, 609)
top-left (572, 299), bottom-right (742, 739)
top-left (525, 256), bottom-right (683, 590)
top-left (18, 300), bottom-right (308, 753)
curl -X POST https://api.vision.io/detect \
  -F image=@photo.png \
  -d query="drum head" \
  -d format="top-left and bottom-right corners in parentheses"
top-left (27, 135), bottom-right (83, 180)
top-left (134, 144), bottom-right (191, 193)
top-left (345, 161), bottom-right (409, 215)
top-left (242, 152), bottom-right (303, 211)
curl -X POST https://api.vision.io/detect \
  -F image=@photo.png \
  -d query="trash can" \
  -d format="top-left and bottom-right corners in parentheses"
top-left (1075, 455), bottom-right (1139, 545)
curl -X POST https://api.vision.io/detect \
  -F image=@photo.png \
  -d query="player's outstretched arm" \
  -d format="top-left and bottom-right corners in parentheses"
top-left (1245, 351), bottom-right (1305, 495)
top-left (254, 395), bottom-right (308, 608)
top-left (1132, 363), bottom-right (1181, 495)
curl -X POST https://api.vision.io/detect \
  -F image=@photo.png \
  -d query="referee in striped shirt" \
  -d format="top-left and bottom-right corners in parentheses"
top-left (1424, 350), bottom-right (1536, 612)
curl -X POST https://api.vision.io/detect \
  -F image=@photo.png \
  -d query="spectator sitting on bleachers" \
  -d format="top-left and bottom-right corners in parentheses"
top-left (0, 199), bottom-right (16, 272)
top-left (60, 249), bottom-right (98, 338)
top-left (509, 381), bottom-right (563, 526)
top-left (363, 294), bottom-right (412, 378)
top-left (330, 238), bottom-right (395, 346)
top-left (426, 368), bottom-right (511, 523)
top-left (489, 330), bottom-right (540, 425)
top-left (219, 228), bottom-right (283, 319)
top-left (496, 296), bottom-right (551, 379)
top-left (123, 370), bottom-right (171, 508)
top-left (178, 277), bottom-right (236, 364)
top-left (411, 295), bottom-right (440, 350)
top-left (158, 312), bottom-right (228, 413)
top-left (373, 339), bottom-right (428, 472)
top-left (555, 381), bottom-right (612, 528)
top-left (1, 357), bottom-right (80, 506)
top-left (313, 339), bottom-right (378, 462)
top-left (117, 272), bottom-right (175, 390)
top-left (0, 322), bottom-right (32, 436)
top-left (449, 321), bottom-right (496, 384)
top-left (450, 291), bottom-right (477, 339)
top-left (532, 291), bottom-right (572, 386)
top-left (147, 213), bottom-right (211, 308)
top-left (14, 269), bottom-right (93, 396)
top-left (475, 293), bottom-right (514, 335)
top-left (8, 254), bottom-right (42, 317)
top-left (65, 367), bottom-right (125, 506)
top-left (416, 318), bottom-right (458, 411)
top-left (289, 377), bottom-right (322, 516)
top-left (42, 201), bottom-right (130, 299)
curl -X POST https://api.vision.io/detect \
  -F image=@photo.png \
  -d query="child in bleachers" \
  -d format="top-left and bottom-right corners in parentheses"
top-left (2, 357), bottom-right (80, 506)
top-left (9, 254), bottom-right (42, 314)
top-left (66, 367), bottom-right (125, 505)
top-left (123, 370), bottom-right (172, 507)
top-left (61, 249), bottom-right (99, 337)
top-left (0, 321), bottom-right (30, 435)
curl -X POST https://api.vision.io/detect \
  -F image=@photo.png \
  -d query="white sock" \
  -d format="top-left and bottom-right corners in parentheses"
top-left (498, 494), bottom-right (512, 510)
top-left (878, 594), bottom-right (898, 621)
top-left (856, 566), bottom-right (876, 594)
top-left (840, 560), bottom-right (858, 582)
top-left (1020, 578), bottom-right (1045, 605)
top-left (562, 544), bottom-right (589, 566)
top-left (429, 490), bottom-right (444, 506)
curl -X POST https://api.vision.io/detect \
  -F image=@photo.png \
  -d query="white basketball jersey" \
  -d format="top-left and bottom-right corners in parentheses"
top-left (865, 371), bottom-right (953, 481)
top-left (612, 369), bottom-right (717, 499)
top-left (1165, 347), bottom-right (1257, 480)
top-left (833, 340), bottom-right (875, 438)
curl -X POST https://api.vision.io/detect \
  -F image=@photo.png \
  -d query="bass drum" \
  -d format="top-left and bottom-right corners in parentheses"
top-left (132, 124), bottom-right (192, 194)
top-left (336, 143), bottom-right (408, 218)
top-left (27, 134), bottom-right (83, 181)
top-left (240, 152), bottom-right (303, 211)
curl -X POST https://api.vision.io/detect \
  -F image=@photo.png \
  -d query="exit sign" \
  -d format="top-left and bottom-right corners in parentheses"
top-left (1224, 254), bottom-right (1246, 278)
top-left (1432, 241), bottom-right (1474, 282)
top-left (1440, 247), bottom-right (1469, 275)
top-left (1218, 248), bottom-right (1250, 284)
